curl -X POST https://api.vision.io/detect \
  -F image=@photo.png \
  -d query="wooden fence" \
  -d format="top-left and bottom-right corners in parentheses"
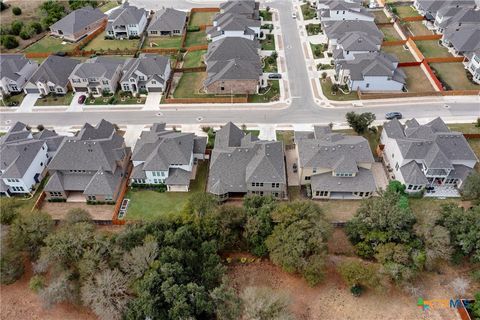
top-left (464, 133), bottom-right (480, 139)
top-left (111, 162), bottom-right (133, 225)
top-left (382, 40), bottom-right (407, 46)
top-left (164, 96), bottom-right (248, 104)
top-left (74, 21), bottom-right (107, 51)
top-left (398, 61), bottom-right (422, 67)
top-left (410, 34), bottom-right (442, 41)
top-left (402, 16), bottom-right (424, 22)
top-left (186, 44), bottom-right (208, 51)
top-left (407, 38), bottom-right (424, 61)
top-left (422, 60), bottom-right (444, 91)
top-left (425, 56), bottom-right (464, 63)
top-left (191, 7), bottom-right (220, 13)
top-left (173, 66), bottom-right (206, 73)
top-left (358, 89), bottom-right (479, 100)
top-left (31, 191), bottom-right (46, 212)
top-left (141, 47), bottom-right (179, 54)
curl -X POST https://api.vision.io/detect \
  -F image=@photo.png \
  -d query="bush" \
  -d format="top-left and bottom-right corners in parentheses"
top-left (1, 35), bottom-right (19, 49)
top-left (350, 285), bottom-right (363, 297)
top-left (19, 28), bottom-right (33, 40)
top-left (0, 1), bottom-right (8, 11)
top-left (108, 96), bottom-right (117, 104)
top-left (12, 6), bottom-right (21, 15)
top-left (10, 21), bottom-right (23, 36)
top-left (0, 198), bottom-right (20, 225)
top-left (0, 248), bottom-right (24, 284)
top-left (30, 22), bottom-right (43, 34)
top-left (187, 26), bottom-right (200, 32)
top-left (29, 275), bottom-right (45, 292)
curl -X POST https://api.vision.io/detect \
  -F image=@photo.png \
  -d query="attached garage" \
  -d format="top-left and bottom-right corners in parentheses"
top-left (147, 87), bottom-right (163, 92)
top-left (74, 87), bottom-right (88, 92)
top-left (25, 88), bottom-right (40, 94)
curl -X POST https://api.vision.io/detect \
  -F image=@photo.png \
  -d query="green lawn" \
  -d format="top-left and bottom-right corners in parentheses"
top-left (310, 43), bottom-right (325, 59)
top-left (143, 36), bottom-right (182, 49)
top-left (320, 78), bottom-right (359, 101)
top-left (392, 5), bottom-right (420, 18)
top-left (86, 92), bottom-right (146, 105)
top-left (99, 1), bottom-right (118, 12)
top-left (415, 40), bottom-right (452, 58)
top-left (183, 50), bottom-right (206, 68)
top-left (430, 62), bottom-right (480, 90)
top-left (189, 11), bottom-right (216, 26)
top-left (24, 36), bottom-right (75, 53)
top-left (173, 72), bottom-right (213, 98)
top-left (184, 31), bottom-right (207, 47)
top-left (1, 93), bottom-right (25, 107)
top-left (301, 3), bottom-right (316, 20)
top-left (404, 21), bottom-right (432, 36)
top-left (306, 24), bottom-right (321, 36)
top-left (34, 92), bottom-right (74, 106)
top-left (380, 25), bottom-right (402, 41)
top-left (261, 34), bottom-right (275, 50)
top-left (83, 32), bottom-right (139, 51)
top-left (373, 10), bottom-right (391, 24)
top-left (260, 10), bottom-right (272, 21)
top-left (249, 80), bottom-right (280, 103)
top-left (124, 161), bottom-right (208, 221)
top-left (262, 56), bottom-right (278, 73)
top-left (448, 123), bottom-right (480, 134)
top-left (381, 46), bottom-right (415, 62)
top-left (276, 130), bottom-right (294, 146)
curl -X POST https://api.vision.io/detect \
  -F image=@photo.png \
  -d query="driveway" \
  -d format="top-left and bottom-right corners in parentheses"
top-left (143, 92), bottom-right (162, 111)
top-left (16, 94), bottom-right (39, 112)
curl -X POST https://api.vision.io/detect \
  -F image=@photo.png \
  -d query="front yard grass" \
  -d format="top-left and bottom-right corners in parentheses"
top-left (83, 32), bottom-right (139, 51)
top-left (86, 92), bottom-right (146, 105)
top-left (248, 80), bottom-right (280, 103)
top-left (189, 11), bottom-right (216, 26)
top-left (34, 92), bottom-right (74, 106)
top-left (381, 46), bottom-right (415, 62)
top-left (310, 43), bottom-right (326, 59)
top-left (276, 130), bottom-right (294, 146)
top-left (320, 78), bottom-right (359, 101)
top-left (392, 5), bottom-right (420, 19)
top-left (99, 1), bottom-right (118, 12)
top-left (401, 66), bottom-right (434, 92)
top-left (182, 50), bottom-right (206, 68)
top-left (306, 23), bottom-right (321, 36)
top-left (124, 161), bottom-right (208, 221)
top-left (1, 93), bottom-right (25, 107)
top-left (24, 36), bottom-right (75, 53)
top-left (262, 55), bottom-right (278, 73)
top-left (380, 25), bottom-right (402, 41)
top-left (447, 122), bottom-right (480, 134)
top-left (260, 10), bottom-right (272, 21)
top-left (301, 3), bottom-right (317, 20)
top-left (142, 36), bottom-right (182, 49)
top-left (184, 31), bottom-right (207, 47)
top-left (430, 62), bottom-right (480, 90)
top-left (404, 21), bottom-right (432, 36)
top-left (261, 34), bottom-right (276, 51)
top-left (415, 40), bottom-right (452, 58)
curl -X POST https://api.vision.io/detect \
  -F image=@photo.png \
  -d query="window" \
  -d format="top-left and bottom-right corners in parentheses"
top-left (10, 85), bottom-right (18, 91)
top-left (312, 168), bottom-right (317, 173)
top-left (87, 195), bottom-right (96, 201)
top-left (271, 183), bottom-right (279, 188)
top-left (130, 79), bottom-right (135, 82)
top-left (150, 30), bottom-right (158, 34)
top-left (122, 84), bottom-right (130, 91)
top-left (49, 191), bottom-right (62, 197)
top-left (366, 83), bottom-right (370, 88)
top-left (305, 176), bottom-right (311, 181)
top-left (102, 80), bottom-right (109, 85)
top-left (316, 191), bottom-right (328, 197)
top-left (220, 86), bottom-right (225, 91)
top-left (407, 185), bottom-right (412, 190)
top-left (105, 195), bottom-right (113, 201)
top-left (151, 80), bottom-right (156, 84)
top-left (392, 153), bottom-right (394, 158)
top-left (56, 88), bottom-right (63, 93)
top-left (395, 163), bottom-right (399, 171)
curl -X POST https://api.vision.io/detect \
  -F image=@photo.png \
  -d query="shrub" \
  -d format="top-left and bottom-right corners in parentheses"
top-left (321, 72), bottom-right (327, 79)
top-left (350, 285), bottom-right (363, 297)
top-left (0, 1), bottom-right (8, 11)
top-left (108, 96), bottom-right (117, 104)
top-left (1, 35), bottom-right (19, 49)
top-left (12, 6), bottom-right (21, 15)
top-left (10, 21), bottom-right (23, 36)
top-left (19, 28), bottom-right (33, 40)
top-left (30, 22), bottom-right (43, 34)
top-left (187, 26), bottom-right (200, 32)
top-left (29, 275), bottom-right (45, 292)
top-left (47, 198), bottom-right (66, 202)
top-left (37, 124), bottom-right (45, 131)
top-left (0, 248), bottom-right (24, 284)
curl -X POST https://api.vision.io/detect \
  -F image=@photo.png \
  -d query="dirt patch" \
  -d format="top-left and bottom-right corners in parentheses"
top-left (0, 262), bottom-right (97, 320)
top-left (40, 202), bottom-right (115, 221)
top-left (328, 228), bottom-right (355, 256)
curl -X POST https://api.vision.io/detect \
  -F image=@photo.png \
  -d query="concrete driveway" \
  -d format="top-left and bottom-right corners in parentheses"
top-left (143, 92), bottom-right (162, 111)
top-left (16, 94), bottom-right (39, 113)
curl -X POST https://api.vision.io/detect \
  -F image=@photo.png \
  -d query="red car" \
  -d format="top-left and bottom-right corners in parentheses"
top-left (78, 95), bottom-right (86, 104)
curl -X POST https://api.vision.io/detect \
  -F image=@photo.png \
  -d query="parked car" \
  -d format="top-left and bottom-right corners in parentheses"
top-left (78, 95), bottom-right (86, 104)
top-left (268, 73), bottom-right (282, 79)
top-left (385, 112), bottom-right (402, 120)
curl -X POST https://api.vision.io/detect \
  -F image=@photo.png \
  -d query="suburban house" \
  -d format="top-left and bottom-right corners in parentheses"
top-left (218, 0), bottom-right (260, 20)
top-left (44, 120), bottom-right (131, 203)
top-left (120, 53), bottom-right (171, 94)
top-left (207, 122), bottom-right (287, 200)
top-left (294, 126), bottom-right (376, 199)
top-left (466, 51), bottom-right (480, 84)
top-left (106, 3), bottom-right (148, 39)
top-left (69, 57), bottom-right (125, 96)
top-left (335, 52), bottom-right (406, 91)
top-left (207, 13), bottom-right (261, 42)
top-left (0, 54), bottom-right (38, 98)
top-left (323, 20), bottom-right (383, 51)
top-left (413, 0), bottom-right (477, 21)
top-left (147, 8), bottom-right (187, 37)
top-left (0, 122), bottom-right (65, 197)
top-left (317, 0), bottom-right (374, 22)
top-left (204, 37), bottom-right (262, 94)
top-left (130, 123), bottom-right (207, 192)
top-left (24, 55), bottom-right (80, 95)
top-left (332, 32), bottom-right (382, 61)
top-left (434, 7), bottom-right (480, 34)
top-left (441, 26), bottom-right (480, 57)
top-left (49, 6), bottom-right (107, 42)
top-left (380, 117), bottom-right (478, 196)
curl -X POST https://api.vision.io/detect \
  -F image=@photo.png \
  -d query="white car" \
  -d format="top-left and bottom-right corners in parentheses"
top-left (292, 12), bottom-right (297, 19)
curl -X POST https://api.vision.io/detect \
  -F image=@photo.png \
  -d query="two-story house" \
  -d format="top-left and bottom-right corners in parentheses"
top-left (294, 126), bottom-right (376, 199)
top-left (413, 0), bottom-right (476, 21)
top-left (0, 122), bottom-right (65, 197)
top-left (120, 54), bottom-right (171, 94)
top-left (335, 51), bottom-right (406, 91)
top-left (106, 3), bottom-right (148, 39)
top-left (130, 123), bottom-right (207, 192)
top-left (207, 122), bottom-right (287, 200)
top-left (207, 13), bottom-right (261, 42)
top-left (24, 55), bottom-right (80, 95)
top-left (50, 6), bottom-right (107, 42)
top-left (323, 20), bottom-right (383, 52)
top-left (318, 0), bottom-right (374, 22)
top-left (466, 51), bottom-right (480, 84)
top-left (381, 117), bottom-right (478, 196)
top-left (44, 119), bottom-right (131, 202)
top-left (331, 32), bottom-right (382, 61)
top-left (441, 26), bottom-right (480, 57)
top-left (0, 54), bottom-right (38, 98)
top-left (434, 7), bottom-right (480, 34)
top-left (69, 57), bottom-right (125, 96)
top-left (218, 0), bottom-right (260, 20)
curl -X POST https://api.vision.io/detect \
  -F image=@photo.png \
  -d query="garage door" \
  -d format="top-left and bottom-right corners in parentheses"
top-left (74, 87), bottom-right (88, 92)
top-left (25, 88), bottom-right (40, 94)
top-left (148, 87), bottom-right (163, 92)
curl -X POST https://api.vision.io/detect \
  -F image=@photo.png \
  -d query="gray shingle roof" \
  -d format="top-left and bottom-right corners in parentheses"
top-left (399, 161), bottom-right (428, 185)
top-left (337, 32), bottom-right (382, 51)
top-left (220, 0), bottom-right (259, 19)
top-left (165, 168), bottom-right (191, 185)
top-left (107, 3), bottom-right (146, 27)
top-left (147, 8), bottom-right (187, 33)
top-left (0, 54), bottom-right (36, 82)
top-left (444, 26), bottom-right (480, 53)
top-left (84, 168), bottom-right (122, 195)
top-left (205, 58), bottom-right (262, 85)
top-left (28, 55), bottom-right (80, 87)
top-left (120, 54), bottom-right (169, 83)
top-left (50, 6), bottom-right (106, 35)
top-left (311, 167), bottom-right (376, 192)
top-left (70, 57), bottom-right (124, 80)
top-left (324, 20), bottom-right (383, 41)
top-left (205, 37), bottom-right (260, 62)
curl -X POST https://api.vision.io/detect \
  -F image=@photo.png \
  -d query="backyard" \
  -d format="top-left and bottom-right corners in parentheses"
top-left (24, 36), bottom-right (75, 53)
top-left (182, 50), bottom-right (206, 68)
top-left (188, 11), bottom-right (216, 26)
top-left (372, 10), bottom-right (391, 24)
top-left (320, 78), bottom-right (358, 101)
top-left (401, 66), bottom-right (435, 92)
top-left (184, 31), bottom-right (207, 47)
top-left (276, 130), bottom-right (294, 147)
top-left (301, 3), bottom-right (316, 20)
top-left (379, 25), bottom-right (402, 41)
top-left (34, 92), bottom-right (74, 106)
top-left (248, 80), bottom-right (280, 103)
top-left (404, 21), bottom-right (432, 36)
top-left (430, 62), bottom-right (480, 90)
top-left (391, 5), bottom-right (420, 19)
top-left (261, 34), bottom-right (276, 51)
top-left (173, 72), bottom-right (213, 98)
top-left (124, 161), bottom-right (208, 221)
top-left (83, 32), bottom-right (139, 51)
top-left (415, 40), bottom-right (452, 58)
top-left (142, 36), bottom-right (182, 49)
top-left (382, 45), bottom-right (415, 62)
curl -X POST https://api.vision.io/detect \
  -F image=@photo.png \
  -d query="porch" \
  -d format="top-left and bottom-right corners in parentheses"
top-left (424, 185), bottom-right (460, 198)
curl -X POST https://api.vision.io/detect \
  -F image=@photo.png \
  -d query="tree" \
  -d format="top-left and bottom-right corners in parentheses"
top-left (184, 192), bottom-right (218, 218)
top-left (81, 268), bottom-right (130, 320)
top-left (240, 286), bottom-right (292, 320)
top-left (243, 195), bottom-right (276, 257)
top-left (0, 197), bottom-right (20, 225)
top-left (30, 22), bottom-right (43, 34)
top-left (10, 20), bottom-right (23, 35)
top-left (10, 211), bottom-right (54, 259)
top-left (64, 208), bottom-right (92, 225)
top-left (414, 215), bottom-right (452, 270)
top-left (29, 275), bottom-right (46, 293)
top-left (19, 27), bottom-right (33, 40)
top-left (210, 277), bottom-right (242, 320)
top-left (450, 277), bottom-right (470, 298)
top-left (120, 236), bottom-right (158, 280)
top-left (68, 0), bottom-right (98, 10)
top-left (0, 35), bottom-right (19, 49)
top-left (12, 6), bottom-right (21, 15)
top-left (39, 272), bottom-right (77, 308)
top-left (203, 205), bottom-right (246, 250)
top-left (471, 292), bottom-right (480, 318)
top-left (387, 180), bottom-right (406, 194)
top-left (0, 247), bottom-right (24, 284)
top-left (345, 111), bottom-right (376, 134)
top-left (266, 201), bottom-right (332, 286)
top-left (461, 172), bottom-right (480, 203)
top-left (338, 260), bottom-right (380, 293)
top-left (40, 0), bottom-right (66, 27)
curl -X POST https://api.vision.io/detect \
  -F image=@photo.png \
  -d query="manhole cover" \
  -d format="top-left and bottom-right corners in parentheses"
top-left (156, 112), bottom-right (163, 116)
top-left (5, 120), bottom-right (11, 124)
top-left (196, 116), bottom-right (203, 122)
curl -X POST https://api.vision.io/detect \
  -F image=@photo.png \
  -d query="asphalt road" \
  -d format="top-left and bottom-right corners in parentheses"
top-left (0, 0), bottom-right (478, 127)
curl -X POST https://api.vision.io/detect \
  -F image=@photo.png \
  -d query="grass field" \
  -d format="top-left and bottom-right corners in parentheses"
top-left (415, 40), bottom-right (452, 58)
top-left (373, 10), bottom-right (391, 24)
top-left (261, 34), bottom-right (276, 51)
top-left (320, 78), bottom-right (358, 101)
top-left (84, 32), bottom-right (139, 51)
top-left (142, 36), bottom-right (182, 49)
top-left (405, 21), bottom-right (433, 36)
top-left (393, 5), bottom-right (420, 18)
top-left (173, 72), bottom-right (211, 98)
top-left (382, 46), bottom-right (415, 62)
top-left (430, 62), bottom-right (480, 90)
top-left (24, 36), bottom-right (75, 53)
top-left (448, 123), bottom-right (480, 134)
top-left (189, 11), bottom-right (216, 26)
top-left (301, 3), bottom-right (316, 20)
top-left (401, 66), bottom-right (434, 92)
top-left (124, 161), bottom-right (208, 221)
top-left (184, 31), bottom-right (207, 47)
top-left (380, 25), bottom-right (402, 41)
top-left (183, 50), bottom-right (206, 68)
top-left (99, 1), bottom-right (118, 12)
top-left (35, 92), bottom-right (74, 106)
top-left (248, 80), bottom-right (280, 103)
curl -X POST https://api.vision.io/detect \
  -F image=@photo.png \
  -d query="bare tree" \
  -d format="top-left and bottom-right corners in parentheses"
top-left (240, 286), bottom-right (293, 320)
top-left (81, 268), bottom-right (130, 320)
top-left (450, 277), bottom-right (470, 298)
top-left (39, 272), bottom-right (77, 308)
top-left (120, 238), bottom-right (158, 280)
